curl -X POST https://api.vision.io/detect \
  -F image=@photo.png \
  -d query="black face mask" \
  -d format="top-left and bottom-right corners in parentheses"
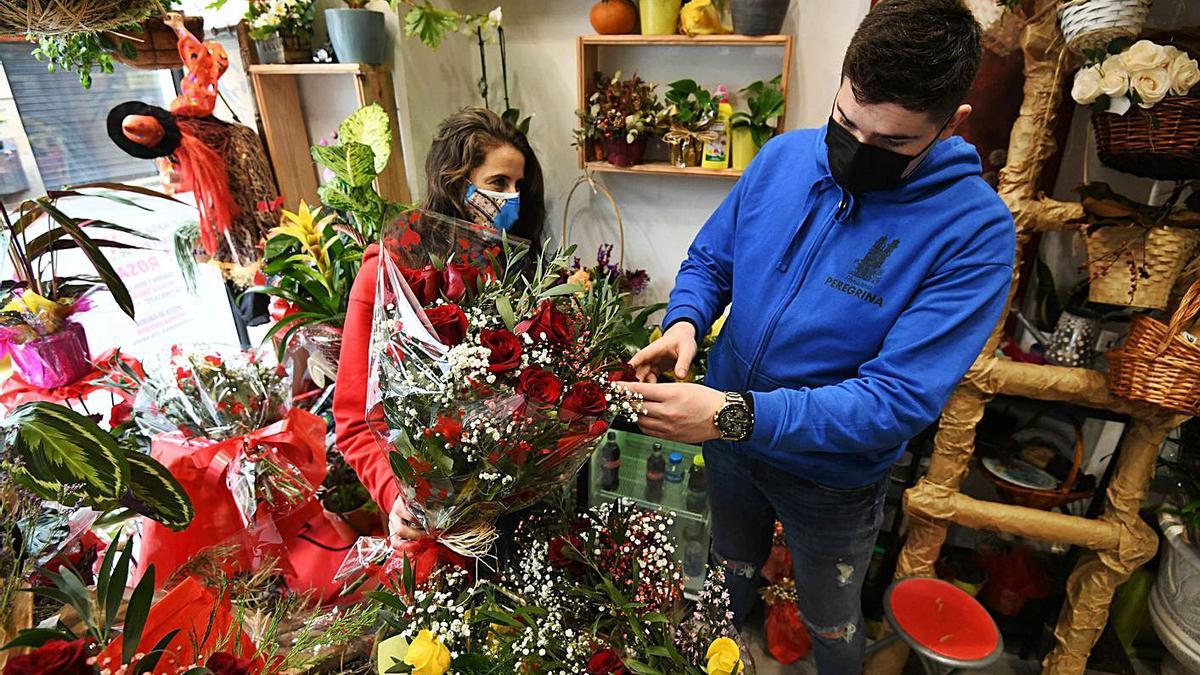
top-left (824, 115), bottom-right (946, 194)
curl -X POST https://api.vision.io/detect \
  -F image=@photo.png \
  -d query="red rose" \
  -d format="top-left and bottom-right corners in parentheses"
top-left (400, 265), bottom-right (444, 307)
top-left (587, 648), bottom-right (628, 675)
top-left (548, 534), bottom-right (586, 576)
top-left (516, 367), bottom-right (563, 407)
top-left (205, 651), bottom-right (255, 675)
top-left (268, 297), bottom-right (298, 322)
top-left (479, 329), bottom-right (522, 373)
top-left (3, 638), bottom-right (94, 675)
top-left (560, 381), bottom-right (608, 422)
top-left (108, 401), bottom-right (133, 428)
top-left (443, 262), bottom-right (482, 302)
top-left (425, 304), bottom-right (468, 346)
top-left (606, 363), bottom-right (637, 383)
top-left (515, 300), bottom-right (573, 344)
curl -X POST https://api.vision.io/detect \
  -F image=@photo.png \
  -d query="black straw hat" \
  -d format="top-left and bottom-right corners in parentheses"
top-left (106, 101), bottom-right (181, 159)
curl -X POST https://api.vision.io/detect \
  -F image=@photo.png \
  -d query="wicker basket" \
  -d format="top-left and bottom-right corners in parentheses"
top-left (983, 426), bottom-right (1092, 511)
top-left (1085, 224), bottom-right (1200, 309)
top-left (108, 15), bottom-right (203, 70)
top-left (1057, 0), bottom-right (1152, 55)
top-left (1093, 97), bottom-right (1200, 181)
top-left (1108, 278), bottom-right (1200, 414)
top-left (0, 0), bottom-right (161, 36)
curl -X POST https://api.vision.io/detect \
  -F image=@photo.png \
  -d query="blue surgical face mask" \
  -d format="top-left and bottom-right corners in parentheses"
top-left (465, 183), bottom-right (521, 232)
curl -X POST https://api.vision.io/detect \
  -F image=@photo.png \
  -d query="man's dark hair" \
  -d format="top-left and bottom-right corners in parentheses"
top-left (842, 0), bottom-right (982, 118)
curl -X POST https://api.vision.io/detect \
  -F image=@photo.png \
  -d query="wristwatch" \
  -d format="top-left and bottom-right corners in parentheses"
top-left (714, 392), bottom-right (754, 442)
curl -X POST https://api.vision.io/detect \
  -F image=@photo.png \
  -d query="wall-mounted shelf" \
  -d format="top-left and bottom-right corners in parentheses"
top-left (584, 160), bottom-right (742, 180)
top-left (248, 62), bottom-right (410, 208)
top-left (576, 33), bottom-right (794, 174)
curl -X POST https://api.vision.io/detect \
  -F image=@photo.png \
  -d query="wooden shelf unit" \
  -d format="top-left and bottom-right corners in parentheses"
top-left (584, 160), bottom-right (742, 179)
top-left (576, 33), bottom-right (794, 175)
top-left (248, 62), bottom-right (410, 209)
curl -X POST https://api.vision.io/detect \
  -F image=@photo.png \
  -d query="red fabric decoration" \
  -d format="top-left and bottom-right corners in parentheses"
top-left (765, 600), bottom-right (812, 665)
top-left (175, 128), bottom-right (238, 256)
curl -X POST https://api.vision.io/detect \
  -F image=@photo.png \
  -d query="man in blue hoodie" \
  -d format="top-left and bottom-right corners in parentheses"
top-left (624, 0), bottom-right (1015, 671)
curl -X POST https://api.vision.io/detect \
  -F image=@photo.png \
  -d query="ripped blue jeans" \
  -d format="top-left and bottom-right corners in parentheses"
top-left (704, 441), bottom-right (887, 675)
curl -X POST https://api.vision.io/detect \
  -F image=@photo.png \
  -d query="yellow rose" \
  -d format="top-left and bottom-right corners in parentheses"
top-left (1123, 40), bottom-right (1170, 71)
top-left (403, 630), bottom-right (451, 675)
top-left (1071, 66), bottom-right (1102, 105)
top-left (1098, 55), bottom-right (1129, 98)
top-left (705, 637), bottom-right (744, 675)
top-left (1168, 50), bottom-right (1200, 96)
top-left (1131, 67), bottom-right (1171, 108)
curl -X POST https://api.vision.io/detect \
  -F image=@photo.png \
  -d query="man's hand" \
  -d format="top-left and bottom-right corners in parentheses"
top-left (388, 495), bottom-right (427, 546)
top-left (621, 381), bottom-right (726, 444)
top-left (629, 321), bottom-right (698, 382)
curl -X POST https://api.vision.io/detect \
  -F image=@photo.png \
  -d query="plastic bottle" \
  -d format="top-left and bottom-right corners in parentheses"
top-left (599, 432), bottom-right (621, 492)
top-left (702, 85), bottom-right (733, 170)
top-left (645, 442), bottom-right (666, 503)
top-left (666, 451), bottom-right (685, 486)
top-left (685, 454), bottom-right (707, 515)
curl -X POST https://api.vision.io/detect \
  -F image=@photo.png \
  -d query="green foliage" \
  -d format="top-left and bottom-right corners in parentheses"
top-left (730, 75), bottom-right (785, 149)
top-left (502, 107), bottom-right (532, 135)
top-left (3, 183), bottom-right (176, 320)
top-left (1, 402), bottom-right (194, 530)
top-left (664, 79), bottom-right (718, 130)
top-left (31, 30), bottom-right (136, 88)
top-left (401, 1), bottom-right (463, 48)
top-left (309, 104), bottom-right (401, 243)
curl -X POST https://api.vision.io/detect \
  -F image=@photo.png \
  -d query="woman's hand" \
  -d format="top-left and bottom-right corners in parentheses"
top-left (388, 496), bottom-right (427, 546)
top-left (629, 321), bottom-right (698, 382)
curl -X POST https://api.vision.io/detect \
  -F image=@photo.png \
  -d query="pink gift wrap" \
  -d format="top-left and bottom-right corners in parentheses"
top-left (6, 322), bottom-right (92, 389)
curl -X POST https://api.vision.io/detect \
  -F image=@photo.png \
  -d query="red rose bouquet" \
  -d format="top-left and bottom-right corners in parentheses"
top-left (355, 210), bottom-right (642, 572)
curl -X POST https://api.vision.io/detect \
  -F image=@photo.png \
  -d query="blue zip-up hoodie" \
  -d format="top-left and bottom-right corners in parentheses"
top-left (663, 125), bottom-right (1016, 489)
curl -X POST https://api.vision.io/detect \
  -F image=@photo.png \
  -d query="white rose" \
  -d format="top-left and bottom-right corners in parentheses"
top-left (1072, 66), bottom-right (1103, 104)
top-left (1099, 55), bottom-right (1129, 98)
top-left (1167, 51), bottom-right (1200, 96)
top-left (1123, 40), bottom-right (1170, 71)
top-left (1131, 67), bottom-right (1171, 108)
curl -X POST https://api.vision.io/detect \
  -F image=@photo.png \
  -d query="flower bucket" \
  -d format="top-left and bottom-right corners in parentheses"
top-left (8, 322), bottom-right (92, 390)
top-left (639, 0), bottom-right (682, 35)
top-left (604, 136), bottom-right (648, 167)
top-left (254, 35), bottom-right (285, 64)
top-left (281, 32), bottom-right (312, 63)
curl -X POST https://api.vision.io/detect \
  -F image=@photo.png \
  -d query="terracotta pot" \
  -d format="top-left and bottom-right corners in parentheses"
top-left (604, 136), bottom-right (648, 167)
top-left (109, 16), bottom-right (205, 70)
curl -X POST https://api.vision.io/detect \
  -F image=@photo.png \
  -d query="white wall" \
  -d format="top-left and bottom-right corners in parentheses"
top-left (309, 0), bottom-right (870, 304)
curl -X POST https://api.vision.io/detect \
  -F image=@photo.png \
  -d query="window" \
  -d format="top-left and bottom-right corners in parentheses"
top-left (0, 44), bottom-right (175, 196)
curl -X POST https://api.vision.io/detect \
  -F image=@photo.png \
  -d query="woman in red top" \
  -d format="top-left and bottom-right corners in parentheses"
top-left (333, 108), bottom-right (546, 544)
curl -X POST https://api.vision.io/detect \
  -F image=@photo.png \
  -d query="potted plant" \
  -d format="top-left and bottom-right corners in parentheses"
top-left (320, 451), bottom-right (383, 539)
top-left (246, 0), bottom-right (316, 64)
top-left (639, 0), bottom-right (682, 35)
top-left (732, 0), bottom-right (791, 36)
top-left (27, 4), bottom-right (201, 87)
top-left (663, 78), bottom-right (719, 167)
top-left (730, 74), bottom-right (785, 170)
top-left (579, 71), bottom-right (663, 168)
top-left (326, 0), bottom-right (388, 65)
top-left (0, 184), bottom-right (170, 389)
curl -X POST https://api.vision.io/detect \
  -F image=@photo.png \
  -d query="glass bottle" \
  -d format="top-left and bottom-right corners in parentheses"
top-left (685, 454), bottom-right (708, 515)
top-left (645, 442), bottom-right (666, 503)
top-left (598, 431), bottom-right (621, 492)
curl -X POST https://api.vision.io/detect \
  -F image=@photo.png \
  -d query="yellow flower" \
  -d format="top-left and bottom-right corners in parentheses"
top-left (705, 637), bottom-right (744, 675)
top-left (403, 630), bottom-right (451, 675)
top-left (568, 269), bottom-right (593, 292)
top-left (269, 200), bottom-right (337, 274)
top-left (709, 312), bottom-right (727, 339)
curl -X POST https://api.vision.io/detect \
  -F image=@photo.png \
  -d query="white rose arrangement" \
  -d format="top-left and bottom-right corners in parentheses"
top-left (246, 0), bottom-right (315, 41)
top-left (1072, 39), bottom-right (1200, 114)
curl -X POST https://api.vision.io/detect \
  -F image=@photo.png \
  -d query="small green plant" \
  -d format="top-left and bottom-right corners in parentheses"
top-left (664, 79), bottom-right (718, 130)
top-left (730, 74), bottom-right (785, 150)
top-left (309, 103), bottom-right (402, 243)
top-left (31, 30), bottom-right (138, 89)
top-left (246, 0), bottom-right (316, 41)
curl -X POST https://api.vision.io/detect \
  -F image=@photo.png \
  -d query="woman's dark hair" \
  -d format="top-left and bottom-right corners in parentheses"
top-left (422, 107), bottom-right (546, 243)
top-left (842, 0), bottom-right (982, 118)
